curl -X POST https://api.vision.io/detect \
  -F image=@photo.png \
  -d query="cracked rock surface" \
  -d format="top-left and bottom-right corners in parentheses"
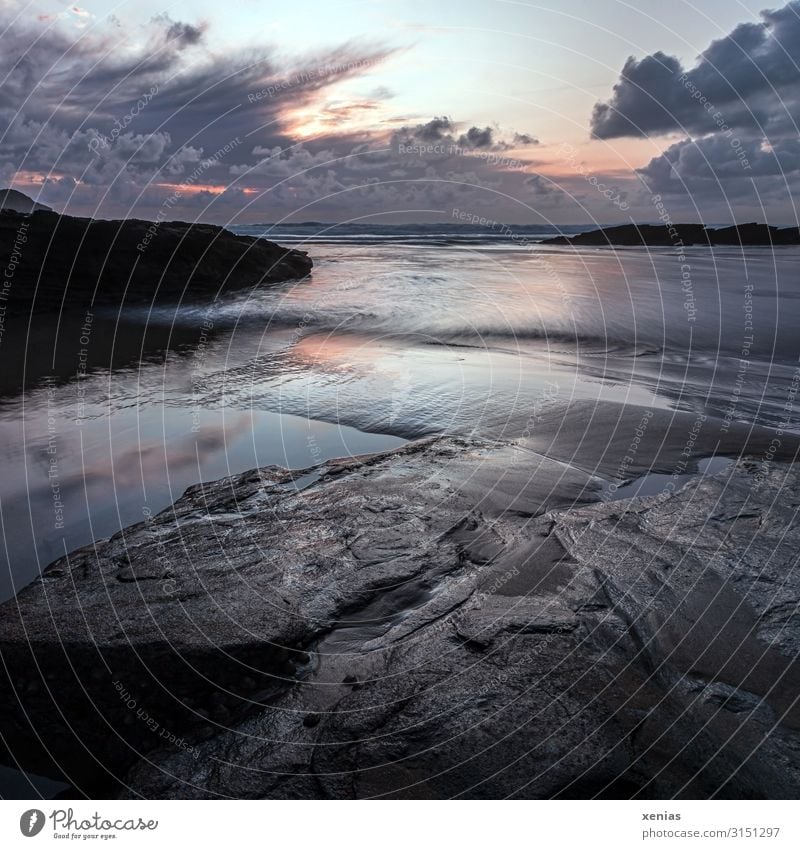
top-left (1, 432), bottom-right (797, 799)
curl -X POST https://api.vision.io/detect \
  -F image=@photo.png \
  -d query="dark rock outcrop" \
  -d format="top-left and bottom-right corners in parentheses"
top-left (0, 208), bottom-right (311, 312)
top-left (0, 432), bottom-right (798, 799)
top-left (540, 222), bottom-right (800, 247)
top-left (0, 188), bottom-right (51, 214)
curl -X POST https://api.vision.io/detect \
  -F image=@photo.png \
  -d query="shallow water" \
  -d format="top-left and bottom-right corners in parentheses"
top-left (0, 393), bottom-right (405, 601)
top-left (601, 455), bottom-right (735, 502)
top-left (1, 233), bottom-right (798, 602)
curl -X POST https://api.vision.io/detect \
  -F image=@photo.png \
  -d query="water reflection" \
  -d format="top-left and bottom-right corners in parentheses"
top-left (0, 387), bottom-right (404, 601)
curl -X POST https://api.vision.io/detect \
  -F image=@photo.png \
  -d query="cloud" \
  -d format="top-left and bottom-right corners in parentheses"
top-left (0, 6), bottom-right (546, 222)
top-left (369, 86), bottom-right (395, 100)
top-left (638, 134), bottom-right (800, 191)
top-left (154, 15), bottom-right (206, 47)
top-left (414, 116), bottom-right (455, 142)
top-left (392, 118), bottom-right (536, 153)
top-left (229, 145), bottom-right (340, 179)
top-left (587, 1), bottom-right (800, 221)
top-left (458, 126), bottom-right (494, 148)
top-left (524, 173), bottom-right (560, 199)
top-left (591, 0), bottom-right (800, 139)
top-left (0, 10), bottom-right (397, 207)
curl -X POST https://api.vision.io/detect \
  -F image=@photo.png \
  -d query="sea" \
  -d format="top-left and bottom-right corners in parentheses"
top-left (1, 221), bottom-right (798, 606)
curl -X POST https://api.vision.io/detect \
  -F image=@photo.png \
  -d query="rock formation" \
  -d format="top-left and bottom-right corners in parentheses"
top-left (0, 207), bottom-right (312, 312)
top-left (540, 223), bottom-right (800, 247)
top-left (1, 434), bottom-right (798, 799)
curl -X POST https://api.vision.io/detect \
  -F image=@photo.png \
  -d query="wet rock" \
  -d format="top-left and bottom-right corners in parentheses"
top-left (114, 457), bottom-right (800, 799)
top-left (0, 437), bottom-right (588, 785)
top-left (1, 433), bottom-right (799, 799)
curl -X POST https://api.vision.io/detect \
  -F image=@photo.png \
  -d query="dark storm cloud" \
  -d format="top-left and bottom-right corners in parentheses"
top-left (638, 135), bottom-right (800, 190)
top-left (588, 0), bottom-right (800, 220)
top-left (591, 0), bottom-right (800, 139)
top-left (2, 15), bottom-right (209, 121)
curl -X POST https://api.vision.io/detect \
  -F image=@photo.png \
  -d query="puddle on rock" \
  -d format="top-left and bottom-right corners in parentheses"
top-left (600, 455), bottom-right (734, 503)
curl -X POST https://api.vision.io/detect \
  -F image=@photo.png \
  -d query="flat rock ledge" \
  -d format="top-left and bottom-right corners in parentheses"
top-left (0, 436), bottom-right (798, 799)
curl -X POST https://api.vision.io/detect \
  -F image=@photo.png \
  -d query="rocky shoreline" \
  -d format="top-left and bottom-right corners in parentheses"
top-left (1, 430), bottom-right (798, 799)
top-left (0, 209), bottom-right (312, 312)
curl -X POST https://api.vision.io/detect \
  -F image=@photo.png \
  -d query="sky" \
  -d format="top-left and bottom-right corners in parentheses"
top-left (1, 0), bottom-right (798, 224)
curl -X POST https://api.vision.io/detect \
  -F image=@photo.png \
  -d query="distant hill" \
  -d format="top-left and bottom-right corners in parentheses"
top-left (0, 188), bottom-right (51, 213)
